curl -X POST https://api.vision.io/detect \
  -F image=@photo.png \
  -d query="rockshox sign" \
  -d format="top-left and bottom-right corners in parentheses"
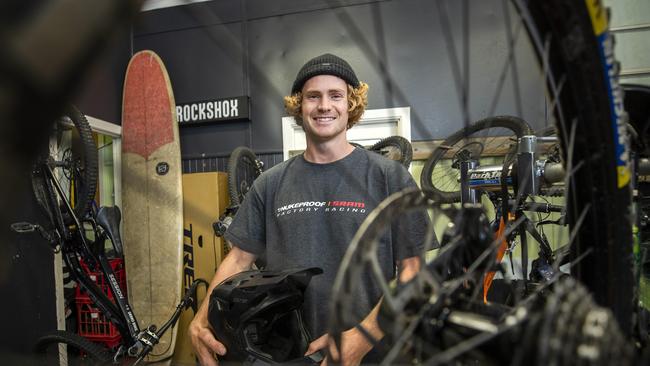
top-left (176, 96), bottom-right (250, 125)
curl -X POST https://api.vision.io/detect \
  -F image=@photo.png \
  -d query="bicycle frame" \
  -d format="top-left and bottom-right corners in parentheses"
top-left (462, 135), bottom-right (563, 204)
top-left (35, 156), bottom-right (206, 363)
top-left (37, 160), bottom-right (141, 346)
top-left (454, 134), bottom-right (566, 290)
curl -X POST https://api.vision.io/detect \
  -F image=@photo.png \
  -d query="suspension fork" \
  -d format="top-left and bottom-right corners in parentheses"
top-left (460, 159), bottom-right (479, 204)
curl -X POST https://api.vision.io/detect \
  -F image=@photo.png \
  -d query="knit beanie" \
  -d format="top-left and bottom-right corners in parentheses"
top-left (291, 53), bottom-right (360, 94)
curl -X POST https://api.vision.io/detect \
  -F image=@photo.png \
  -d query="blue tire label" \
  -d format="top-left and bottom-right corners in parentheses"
top-left (588, 0), bottom-right (630, 188)
top-left (598, 31), bottom-right (630, 188)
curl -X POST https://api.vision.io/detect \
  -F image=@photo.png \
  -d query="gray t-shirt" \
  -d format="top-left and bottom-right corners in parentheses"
top-left (224, 147), bottom-right (426, 338)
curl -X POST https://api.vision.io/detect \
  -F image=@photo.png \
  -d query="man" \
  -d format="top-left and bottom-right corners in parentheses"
top-left (189, 53), bottom-right (425, 365)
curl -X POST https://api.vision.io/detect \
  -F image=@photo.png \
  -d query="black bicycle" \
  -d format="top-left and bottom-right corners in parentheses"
top-left (329, 1), bottom-right (644, 364)
top-left (12, 105), bottom-right (206, 365)
top-left (420, 116), bottom-right (566, 292)
top-left (213, 146), bottom-right (264, 241)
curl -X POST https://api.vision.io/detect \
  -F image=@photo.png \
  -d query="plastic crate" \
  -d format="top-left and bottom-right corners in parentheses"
top-left (75, 296), bottom-right (122, 349)
top-left (75, 257), bottom-right (127, 301)
top-left (74, 257), bottom-right (127, 349)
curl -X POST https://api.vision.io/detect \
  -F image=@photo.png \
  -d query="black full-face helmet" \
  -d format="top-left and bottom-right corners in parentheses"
top-left (208, 267), bottom-right (323, 365)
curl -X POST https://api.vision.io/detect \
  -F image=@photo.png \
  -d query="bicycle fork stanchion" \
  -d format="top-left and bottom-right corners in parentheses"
top-left (516, 135), bottom-right (539, 197)
top-left (515, 136), bottom-right (539, 289)
top-left (460, 159), bottom-right (479, 204)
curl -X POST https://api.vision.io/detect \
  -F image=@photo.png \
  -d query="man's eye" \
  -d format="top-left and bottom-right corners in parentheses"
top-left (331, 94), bottom-right (344, 100)
top-left (306, 94), bottom-right (319, 100)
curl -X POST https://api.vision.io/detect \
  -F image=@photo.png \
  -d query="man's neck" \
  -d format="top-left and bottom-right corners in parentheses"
top-left (303, 137), bottom-right (355, 164)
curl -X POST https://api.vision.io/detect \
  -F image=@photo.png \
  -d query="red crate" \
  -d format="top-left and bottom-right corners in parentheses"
top-left (75, 296), bottom-right (122, 349)
top-left (75, 258), bottom-right (127, 301)
top-left (74, 257), bottom-right (127, 349)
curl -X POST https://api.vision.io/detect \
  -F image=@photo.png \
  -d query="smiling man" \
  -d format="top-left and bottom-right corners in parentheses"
top-left (189, 53), bottom-right (426, 366)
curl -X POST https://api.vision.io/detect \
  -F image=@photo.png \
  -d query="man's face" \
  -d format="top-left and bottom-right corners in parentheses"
top-left (300, 75), bottom-right (349, 143)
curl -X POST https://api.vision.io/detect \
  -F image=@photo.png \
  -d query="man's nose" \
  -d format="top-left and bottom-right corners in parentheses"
top-left (318, 97), bottom-right (331, 111)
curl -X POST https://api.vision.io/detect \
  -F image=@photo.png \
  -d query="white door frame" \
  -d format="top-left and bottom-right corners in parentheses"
top-left (86, 116), bottom-right (122, 210)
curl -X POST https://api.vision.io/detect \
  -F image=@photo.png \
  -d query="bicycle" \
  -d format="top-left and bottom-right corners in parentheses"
top-left (12, 105), bottom-right (206, 365)
top-left (213, 146), bottom-right (264, 240)
top-left (1, 0), bottom-right (642, 364)
top-left (328, 0), bottom-right (644, 364)
top-left (419, 115), bottom-right (566, 294)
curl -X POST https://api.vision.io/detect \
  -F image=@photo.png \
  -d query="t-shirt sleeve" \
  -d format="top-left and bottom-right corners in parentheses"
top-left (223, 179), bottom-right (267, 256)
top-left (388, 163), bottom-right (431, 261)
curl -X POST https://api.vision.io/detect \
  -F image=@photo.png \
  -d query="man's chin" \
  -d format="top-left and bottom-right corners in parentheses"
top-left (307, 134), bottom-right (333, 142)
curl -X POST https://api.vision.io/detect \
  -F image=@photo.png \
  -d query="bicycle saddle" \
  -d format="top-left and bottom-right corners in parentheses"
top-left (96, 206), bottom-right (124, 257)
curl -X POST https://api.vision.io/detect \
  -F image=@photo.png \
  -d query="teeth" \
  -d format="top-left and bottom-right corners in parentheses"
top-left (315, 117), bottom-right (335, 122)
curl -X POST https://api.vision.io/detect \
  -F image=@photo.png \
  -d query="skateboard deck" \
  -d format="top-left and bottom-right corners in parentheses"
top-left (121, 50), bottom-right (183, 362)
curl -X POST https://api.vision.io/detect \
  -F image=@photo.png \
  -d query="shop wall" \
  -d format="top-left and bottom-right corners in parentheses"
top-left (606, 0), bottom-right (650, 86)
top-left (133, 0), bottom-right (547, 171)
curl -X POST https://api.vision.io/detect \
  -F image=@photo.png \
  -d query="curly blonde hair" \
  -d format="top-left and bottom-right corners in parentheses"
top-left (283, 82), bottom-right (369, 129)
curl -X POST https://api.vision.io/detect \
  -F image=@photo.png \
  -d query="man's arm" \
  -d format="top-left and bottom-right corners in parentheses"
top-left (189, 245), bottom-right (257, 366)
top-left (306, 256), bottom-right (421, 366)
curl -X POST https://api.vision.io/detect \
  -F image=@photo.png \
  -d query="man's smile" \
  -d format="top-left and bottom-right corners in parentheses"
top-left (313, 116), bottom-right (336, 123)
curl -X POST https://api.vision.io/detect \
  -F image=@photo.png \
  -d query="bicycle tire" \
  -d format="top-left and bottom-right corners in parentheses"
top-left (32, 105), bottom-right (98, 225)
top-left (227, 146), bottom-right (262, 206)
top-left (33, 330), bottom-right (112, 365)
top-left (528, 0), bottom-right (633, 333)
top-left (420, 115), bottom-right (532, 203)
top-left (369, 136), bottom-right (413, 168)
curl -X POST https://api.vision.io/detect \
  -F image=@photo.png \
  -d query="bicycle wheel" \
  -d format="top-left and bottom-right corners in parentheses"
top-left (532, 0), bottom-right (633, 332)
top-left (420, 115), bottom-right (532, 203)
top-left (32, 105), bottom-right (98, 224)
top-left (227, 146), bottom-right (262, 206)
top-left (369, 136), bottom-right (414, 169)
top-left (33, 330), bottom-right (112, 365)
top-left (330, 0), bottom-right (635, 362)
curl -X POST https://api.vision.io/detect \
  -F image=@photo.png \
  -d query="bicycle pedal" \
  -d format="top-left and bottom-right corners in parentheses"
top-left (10, 222), bottom-right (38, 233)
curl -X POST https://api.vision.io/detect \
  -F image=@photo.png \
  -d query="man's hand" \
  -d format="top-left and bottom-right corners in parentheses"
top-left (305, 328), bottom-right (374, 366)
top-left (188, 308), bottom-right (227, 365)
top-left (188, 246), bottom-right (257, 365)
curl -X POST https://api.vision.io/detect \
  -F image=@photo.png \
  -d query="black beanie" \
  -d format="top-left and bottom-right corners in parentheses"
top-left (291, 53), bottom-right (360, 94)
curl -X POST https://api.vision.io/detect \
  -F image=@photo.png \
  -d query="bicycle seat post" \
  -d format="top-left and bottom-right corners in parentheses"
top-left (516, 135), bottom-right (539, 197)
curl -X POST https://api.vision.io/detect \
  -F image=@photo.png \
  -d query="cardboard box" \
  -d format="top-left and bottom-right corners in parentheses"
top-left (173, 172), bottom-right (229, 365)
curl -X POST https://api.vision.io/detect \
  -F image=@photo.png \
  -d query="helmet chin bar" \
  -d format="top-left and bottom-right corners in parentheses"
top-left (208, 267), bottom-right (323, 364)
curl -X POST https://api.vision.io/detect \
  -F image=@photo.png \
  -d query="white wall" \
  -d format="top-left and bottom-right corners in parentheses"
top-left (606, 0), bottom-right (650, 85)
